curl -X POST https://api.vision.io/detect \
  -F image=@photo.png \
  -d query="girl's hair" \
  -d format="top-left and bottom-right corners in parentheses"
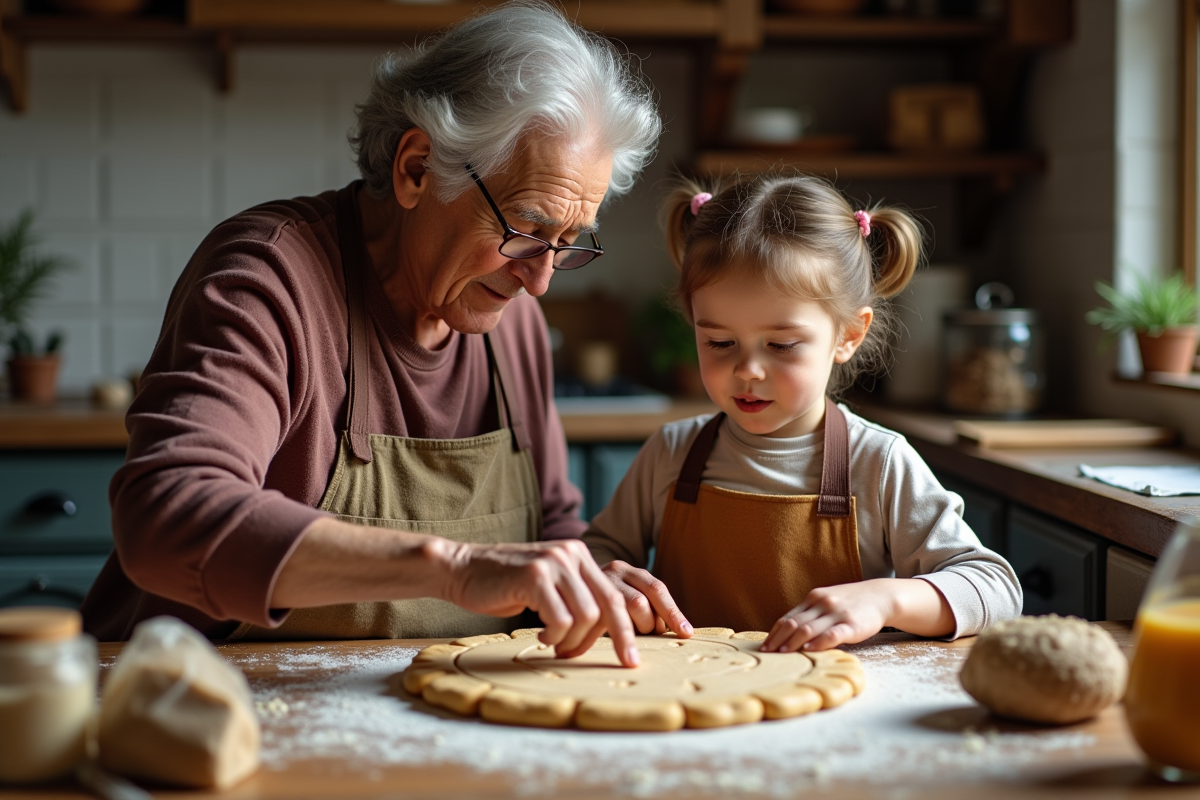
top-left (350, 0), bottom-right (661, 203)
top-left (661, 171), bottom-right (924, 397)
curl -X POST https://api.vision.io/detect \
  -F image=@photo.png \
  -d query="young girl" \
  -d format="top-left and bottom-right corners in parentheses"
top-left (586, 172), bottom-right (1022, 653)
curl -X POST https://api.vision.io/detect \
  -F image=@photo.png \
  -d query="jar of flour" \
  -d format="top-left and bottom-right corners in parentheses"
top-left (0, 607), bottom-right (97, 783)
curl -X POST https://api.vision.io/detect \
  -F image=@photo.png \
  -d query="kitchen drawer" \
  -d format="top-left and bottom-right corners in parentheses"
top-left (1106, 546), bottom-right (1155, 621)
top-left (934, 472), bottom-right (1006, 555)
top-left (0, 554), bottom-right (109, 609)
top-left (1007, 506), bottom-right (1103, 620)
top-left (0, 450), bottom-right (125, 555)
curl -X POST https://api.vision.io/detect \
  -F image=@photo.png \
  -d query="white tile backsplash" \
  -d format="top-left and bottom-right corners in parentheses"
top-left (109, 155), bottom-right (212, 222)
top-left (1, 44), bottom-right (389, 390)
top-left (219, 156), bottom-right (325, 219)
top-left (42, 156), bottom-right (100, 223)
top-left (110, 238), bottom-right (164, 306)
top-left (0, 157), bottom-right (37, 219)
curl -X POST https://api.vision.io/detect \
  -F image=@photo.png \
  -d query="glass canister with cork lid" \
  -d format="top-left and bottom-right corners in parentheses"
top-left (942, 282), bottom-right (1044, 416)
top-left (0, 607), bottom-right (97, 784)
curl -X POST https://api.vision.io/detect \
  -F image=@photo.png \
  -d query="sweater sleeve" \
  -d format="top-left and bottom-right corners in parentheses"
top-left (879, 436), bottom-right (1023, 638)
top-left (109, 224), bottom-right (329, 629)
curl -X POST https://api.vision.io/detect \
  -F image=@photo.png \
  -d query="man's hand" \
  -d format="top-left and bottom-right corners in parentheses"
top-left (760, 578), bottom-right (955, 653)
top-left (439, 539), bottom-right (643, 667)
top-left (600, 560), bottom-right (693, 637)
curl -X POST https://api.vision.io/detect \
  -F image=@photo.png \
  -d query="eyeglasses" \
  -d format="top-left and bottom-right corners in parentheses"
top-left (466, 165), bottom-right (603, 271)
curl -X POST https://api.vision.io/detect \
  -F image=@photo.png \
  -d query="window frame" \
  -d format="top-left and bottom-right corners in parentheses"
top-left (1182, 0), bottom-right (1199, 286)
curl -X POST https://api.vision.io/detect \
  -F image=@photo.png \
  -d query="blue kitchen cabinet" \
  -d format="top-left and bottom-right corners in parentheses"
top-left (934, 470), bottom-right (1007, 555)
top-left (568, 443), bottom-right (642, 522)
top-left (0, 450), bottom-right (123, 609)
top-left (1007, 505), bottom-right (1104, 620)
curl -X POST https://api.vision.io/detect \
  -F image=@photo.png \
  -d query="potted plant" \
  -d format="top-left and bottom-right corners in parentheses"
top-left (1086, 271), bottom-right (1199, 375)
top-left (0, 210), bottom-right (72, 402)
top-left (638, 295), bottom-right (704, 397)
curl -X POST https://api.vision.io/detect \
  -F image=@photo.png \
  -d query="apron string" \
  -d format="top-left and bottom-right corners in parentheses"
top-left (816, 397), bottom-right (852, 517)
top-left (335, 184), bottom-right (374, 464)
top-left (484, 332), bottom-right (531, 453)
top-left (672, 412), bottom-right (724, 503)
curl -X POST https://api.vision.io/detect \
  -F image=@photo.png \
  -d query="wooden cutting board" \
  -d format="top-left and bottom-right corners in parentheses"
top-left (954, 419), bottom-right (1177, 449)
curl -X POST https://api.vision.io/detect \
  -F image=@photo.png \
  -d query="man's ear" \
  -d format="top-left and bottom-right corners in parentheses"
top-left (834, 306), bottom-right (874, 364)
top-left (392, 128), bottom-right (433, 210)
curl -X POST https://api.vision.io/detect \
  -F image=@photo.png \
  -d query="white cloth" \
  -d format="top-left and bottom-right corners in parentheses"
top-left (1078, 464), bottom-right (1200, 497)
top-left (584, 405), bottom-right (1023, 639)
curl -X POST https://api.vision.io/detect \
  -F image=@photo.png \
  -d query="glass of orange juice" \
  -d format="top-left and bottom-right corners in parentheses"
top-left (1124, 517), bottom-right (1200, 782)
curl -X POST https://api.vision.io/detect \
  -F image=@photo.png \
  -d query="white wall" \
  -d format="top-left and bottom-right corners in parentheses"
top-left (1008, 0), bottom-right (1200, 445)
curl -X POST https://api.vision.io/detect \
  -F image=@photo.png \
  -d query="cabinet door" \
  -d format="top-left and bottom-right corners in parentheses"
top-left (588, 445), bottom-right (642, 522)
top-left (0, 451), bottom-right (125, 555)
top-left (934, 472), bottom-right (1007, 555)
top-left (1007, 506), bottom-right (1102, 620)
top-left (0, 555), bottom-right (110, 609)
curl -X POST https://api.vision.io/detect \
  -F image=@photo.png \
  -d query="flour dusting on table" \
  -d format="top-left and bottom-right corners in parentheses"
top-left (236, 640), bottom-right (1095, 796)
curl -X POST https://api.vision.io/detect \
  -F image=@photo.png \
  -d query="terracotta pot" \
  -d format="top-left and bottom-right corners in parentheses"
top-left (1136, 326), bottom-right (1200, 375)
top-left (7, 356), bottom-right (60, 403)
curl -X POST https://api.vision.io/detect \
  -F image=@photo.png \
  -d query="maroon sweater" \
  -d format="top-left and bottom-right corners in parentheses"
top-left (81, 187), bottom-right (586, 641)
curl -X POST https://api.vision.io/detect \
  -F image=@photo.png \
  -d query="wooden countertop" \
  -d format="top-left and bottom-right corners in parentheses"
top-left (855, 404), bottom-right (1200, 560)
top-left (24, 623), bottom-right (1180, 799)
top-left (0, 398), bottom-right (717, 449)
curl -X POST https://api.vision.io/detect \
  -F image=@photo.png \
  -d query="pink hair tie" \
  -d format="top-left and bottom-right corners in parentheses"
top-left (690, 192), bottom-right (713, 216)
top-left (854, 210), bottom-right (871, 238)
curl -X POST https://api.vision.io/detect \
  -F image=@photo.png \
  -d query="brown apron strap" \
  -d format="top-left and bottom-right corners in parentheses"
top-left (816, 398), bottom-right (852, 517)
top-left (483, 332), bottom-right (530, 452)
top-left (672, 412), bottom-right (725, 504)
top-left (335, 185), bottom-right (373, 464)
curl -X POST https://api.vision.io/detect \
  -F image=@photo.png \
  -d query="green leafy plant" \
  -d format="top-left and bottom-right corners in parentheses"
top-left (1085, 271), bottom-right (1199, 343)
top-left (638, 294), bottom-right (698, 377)
top-left (0, 210), bottom-right (71, 358)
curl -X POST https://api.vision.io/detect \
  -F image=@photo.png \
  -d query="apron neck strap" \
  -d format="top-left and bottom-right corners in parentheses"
top-left (672, 412), bottom-right (724, 503)
top-left (335, 184), bottom-right (374, 464)
top-left (671, 398), bottom-right (853, 516)
top-left (816, 398), bottom-right (852, 517)
top-left (484, 332), bottom-right (531, 453)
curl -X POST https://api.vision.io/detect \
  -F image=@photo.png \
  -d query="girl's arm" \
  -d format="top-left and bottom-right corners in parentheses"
top-left (761, 578), bottom-right (955, 652)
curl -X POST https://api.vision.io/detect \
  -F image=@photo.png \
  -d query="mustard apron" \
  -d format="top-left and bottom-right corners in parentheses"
top-left (653, 398), bottom-right (863, 632)
top-left (230, 186), bottom-right (542, 641)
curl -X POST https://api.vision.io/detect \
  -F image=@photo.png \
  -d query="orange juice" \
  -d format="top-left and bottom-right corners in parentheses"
top-left (1124, 598), bottom-right (1200, 772)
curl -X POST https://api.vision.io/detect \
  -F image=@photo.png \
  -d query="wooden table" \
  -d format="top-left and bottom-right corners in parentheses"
top-left (7, 622), bottom-right (1195, 800)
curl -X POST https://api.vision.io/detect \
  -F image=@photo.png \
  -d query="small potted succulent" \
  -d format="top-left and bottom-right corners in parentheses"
top-left (1086, 271), bottom-right (1199, 375)
top-left (1, 210), bottom-right (72, 402)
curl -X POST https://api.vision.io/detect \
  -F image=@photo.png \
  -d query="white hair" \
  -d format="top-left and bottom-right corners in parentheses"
top-left (350, 1), bottom-right (661, 202)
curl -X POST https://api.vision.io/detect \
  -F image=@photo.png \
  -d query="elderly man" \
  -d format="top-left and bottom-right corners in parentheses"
top-left (81, 1), bottom-right (689, 667)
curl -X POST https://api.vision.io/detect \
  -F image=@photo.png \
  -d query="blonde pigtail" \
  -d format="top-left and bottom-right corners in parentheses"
top-left (864, 205), bottom-right (923, 299)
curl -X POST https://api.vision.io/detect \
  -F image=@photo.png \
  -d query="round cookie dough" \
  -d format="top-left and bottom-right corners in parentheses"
top-left (403, 630), bottom-right (865, 731)
top-left (959, 615), bottom-right (1128, 725)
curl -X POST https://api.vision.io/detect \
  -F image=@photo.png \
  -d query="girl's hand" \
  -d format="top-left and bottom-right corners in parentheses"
top-left (600, 561), bottom-right (694, 638)
top-left (761, 578), bottom-right (955, 652)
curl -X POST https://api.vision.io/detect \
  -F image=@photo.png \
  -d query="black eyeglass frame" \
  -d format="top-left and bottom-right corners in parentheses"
top-left (465, 165), bottom-right (604, 271)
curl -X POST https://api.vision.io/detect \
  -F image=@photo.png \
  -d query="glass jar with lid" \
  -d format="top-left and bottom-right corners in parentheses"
top-left (942, 282), bottom-right (1044, 416)
top-left (0, 607), bottom-right (97, 783)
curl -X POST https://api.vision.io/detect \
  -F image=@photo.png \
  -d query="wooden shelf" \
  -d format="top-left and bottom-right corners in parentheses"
top-left (762, 15), bottom-right (999, 43)
top-left (1114, 371), bottom-right (1200, 394)
top-left (187, 0), bottom-right (725, 40)
top-left (694, 149), bottom-right (1046, 181)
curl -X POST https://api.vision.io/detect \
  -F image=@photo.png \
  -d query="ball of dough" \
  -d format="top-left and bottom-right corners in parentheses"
top-left (960, 615), bottom-right (1127, 724)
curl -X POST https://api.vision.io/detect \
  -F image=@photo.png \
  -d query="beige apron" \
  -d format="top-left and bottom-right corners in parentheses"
top-left (230, 185), bottom-right (542, 641)
top-left (653, 398), bottom-right (863, 632)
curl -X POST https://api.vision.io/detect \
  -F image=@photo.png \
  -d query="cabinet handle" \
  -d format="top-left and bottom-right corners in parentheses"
top-left (24, 493), bottom-right (78, 517)
top-left (1020, 565), bottom-right (1055, 600)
